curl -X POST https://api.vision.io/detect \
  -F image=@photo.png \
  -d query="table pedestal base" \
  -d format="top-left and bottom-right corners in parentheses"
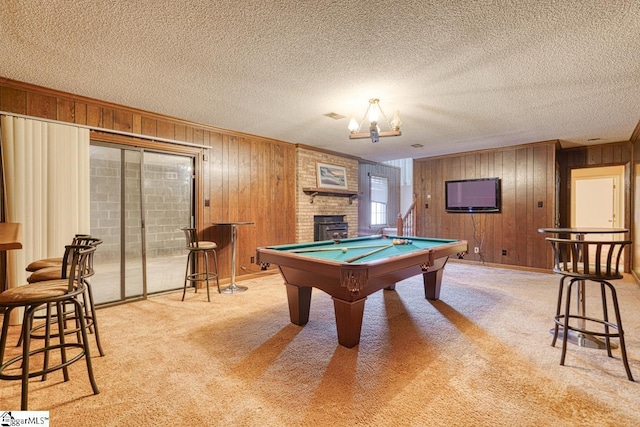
top-left (221, 283), bottom-right (248, 294)
top-left (550, 327), bottom-right (617, 350)
top-left (212, 222), bottom-right (254, 295)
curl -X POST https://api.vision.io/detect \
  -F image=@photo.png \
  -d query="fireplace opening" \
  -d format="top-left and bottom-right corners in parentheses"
top-left (314, 215), bottom-right (348, 241)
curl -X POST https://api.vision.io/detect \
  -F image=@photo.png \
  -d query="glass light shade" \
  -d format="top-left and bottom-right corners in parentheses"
top-left (391, 111), bottom-right (402, 130)
top-left (348, 117), bottom-right (359, 132)
top-left (368, 104), bottom-right (379, 122)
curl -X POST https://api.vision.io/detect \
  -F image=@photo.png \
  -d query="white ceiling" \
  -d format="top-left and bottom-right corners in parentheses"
top-left (1, 1), bottom-right (640, 162)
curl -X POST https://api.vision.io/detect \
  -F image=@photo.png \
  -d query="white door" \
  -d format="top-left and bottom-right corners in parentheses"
top-left (571, 166), bottom-right (624, 267)
top-left (571, 165), bottom-right (624, 232)
top-left (574, 177), bottom-right (616, 228)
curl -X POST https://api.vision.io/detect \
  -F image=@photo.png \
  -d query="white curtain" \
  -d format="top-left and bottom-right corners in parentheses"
top-left (1, 115), bottom-right (90, 293)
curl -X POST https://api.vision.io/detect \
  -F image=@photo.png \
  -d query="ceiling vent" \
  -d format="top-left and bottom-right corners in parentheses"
top-left (324, 112), bottom-right (346, 120)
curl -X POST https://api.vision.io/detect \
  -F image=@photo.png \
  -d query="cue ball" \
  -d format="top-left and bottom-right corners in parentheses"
top-left (342, 248), bottom-right (347, 253)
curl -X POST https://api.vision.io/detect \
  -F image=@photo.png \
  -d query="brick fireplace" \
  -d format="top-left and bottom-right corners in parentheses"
top-left (295, 147), bottom-right (358, 242)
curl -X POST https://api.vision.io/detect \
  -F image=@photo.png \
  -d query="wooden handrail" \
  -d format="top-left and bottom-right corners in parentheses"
top-left (396, 194), bottom-right (417, 236)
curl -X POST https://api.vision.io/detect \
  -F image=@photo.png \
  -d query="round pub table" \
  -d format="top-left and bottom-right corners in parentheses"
top-left (538, 227), bottom-right (628, 349)
top-left (212, 222), bottom-right (254, 294)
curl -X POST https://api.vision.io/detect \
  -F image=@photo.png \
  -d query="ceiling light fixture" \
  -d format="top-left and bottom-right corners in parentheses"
top-left (348, 98), bottom-right (402, 143)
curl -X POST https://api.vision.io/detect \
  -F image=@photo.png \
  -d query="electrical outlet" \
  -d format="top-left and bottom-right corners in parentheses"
top-left (474, 247), bottom-right (480, 254)
top-left (502, 249), bottom-right (507, 256)
top-left (250, 256), bottom-right (255, 264)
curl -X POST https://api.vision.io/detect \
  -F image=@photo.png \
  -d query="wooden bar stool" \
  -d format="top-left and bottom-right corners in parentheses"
top-left (181, 228), bottom-right (220, 301)
top-left (0, 244), bottom-right (100, 409)
top-left (546, 237), bottom-right (634, 381)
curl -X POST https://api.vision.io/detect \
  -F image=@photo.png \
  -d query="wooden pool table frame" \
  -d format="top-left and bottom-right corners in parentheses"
top-left (256, 236), bottom-right (468, 348)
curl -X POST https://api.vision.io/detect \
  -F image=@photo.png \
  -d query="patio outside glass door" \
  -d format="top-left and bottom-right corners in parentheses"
top-left (89, 144), bottom-right (194, 304)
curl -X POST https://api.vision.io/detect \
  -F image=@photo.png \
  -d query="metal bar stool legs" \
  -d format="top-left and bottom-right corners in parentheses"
top-left (0, 245), bottom-right (101, 409)
top-left (601, 281), bottom-right (633, 380)
top-left (17, 284), bottom-right (104, 358)
top-left (21, 238), bottom-right (104, 356)
top-left (556, 277), bottom-right (634, 381)
top-left (203, 250), bottom-right (211, 302)
top-left (0, 296), bottom-right (100, 410)
top-left (82, 279), bottom-right (104, 356)
top-left (551, 275), bottom-right (569, 347)
top-left (547, 237), bottom-right (634, 381)
top-left (183, 249), bottom-right (211, 301)
top-left (182, 249), bottom-right (221, 301)
top-left (181, 228), bottom-right (220, 302)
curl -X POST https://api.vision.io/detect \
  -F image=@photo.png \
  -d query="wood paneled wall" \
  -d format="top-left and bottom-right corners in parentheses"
top-left (357, 161), bottom-right (401, 236)
top-left (202, 134), bottom-right (296, 278)
top-left (0, 77), bottom-right (297, 281)
top-left (413, 141), bottom-right (556, 269)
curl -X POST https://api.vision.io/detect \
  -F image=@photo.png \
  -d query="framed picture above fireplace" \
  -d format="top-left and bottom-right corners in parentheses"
top-left (316, 162), bottom-right (348, 190)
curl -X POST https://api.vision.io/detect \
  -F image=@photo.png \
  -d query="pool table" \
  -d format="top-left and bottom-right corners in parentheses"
top-left (256, 235), bottom-right (468, 348)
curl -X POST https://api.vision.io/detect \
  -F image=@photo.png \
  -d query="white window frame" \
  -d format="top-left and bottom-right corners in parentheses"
top-left (370, 175), bottom-right (388, 226)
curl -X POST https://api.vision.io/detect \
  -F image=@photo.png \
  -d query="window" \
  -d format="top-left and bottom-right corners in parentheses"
top-left (370, 175), bottom-right (388, 226)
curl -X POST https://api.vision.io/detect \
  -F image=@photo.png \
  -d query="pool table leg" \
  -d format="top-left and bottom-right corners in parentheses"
top-left (285, 284), bottom-right (312, 325)
top-left (332, 297), bottom-right (366, 348)
top-left (422, 257), bottom-right (449, 300)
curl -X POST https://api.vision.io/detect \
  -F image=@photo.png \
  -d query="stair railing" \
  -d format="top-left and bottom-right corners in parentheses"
top-left (396, 194), bottom-right (417, 236)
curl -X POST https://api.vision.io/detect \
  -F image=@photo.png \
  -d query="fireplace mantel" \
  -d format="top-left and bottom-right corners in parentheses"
top-left (302, 187), bottom-right (358, 204)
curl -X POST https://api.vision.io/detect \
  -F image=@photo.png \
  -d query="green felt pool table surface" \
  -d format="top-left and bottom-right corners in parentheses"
top-left (256, 235), bottom-right (468, 348)
top-left (267, 236), bottom-right (461, 263)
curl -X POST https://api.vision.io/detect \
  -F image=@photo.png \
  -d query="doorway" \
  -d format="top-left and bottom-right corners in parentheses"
top-left (571, 166), bottom-right (624, 231)
top-left (571, 165), bottom-right (625, 267)
top-left (89, 143), bottom-right (195, 304)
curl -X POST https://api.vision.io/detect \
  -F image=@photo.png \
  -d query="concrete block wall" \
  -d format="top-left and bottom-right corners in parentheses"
top-left (89, 153), bottom-right (191, 262)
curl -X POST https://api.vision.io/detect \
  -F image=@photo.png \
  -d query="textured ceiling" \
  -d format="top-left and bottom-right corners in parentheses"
top-left (1, 1), bottom-right (640, 162)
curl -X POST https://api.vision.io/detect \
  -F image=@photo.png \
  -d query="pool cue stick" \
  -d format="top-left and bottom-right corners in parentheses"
top-left (345, 244), bottom-right (394, 263)
top-left (289, 247), bottom-right (346, 253)
top-left (289, 244), bottom-right (391, 253)
top-left (342, 244), bottom-right (393, 250)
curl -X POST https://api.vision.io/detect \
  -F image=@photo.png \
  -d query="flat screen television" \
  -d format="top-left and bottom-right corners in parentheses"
top-left (445, 178), bottom-right (501, 213)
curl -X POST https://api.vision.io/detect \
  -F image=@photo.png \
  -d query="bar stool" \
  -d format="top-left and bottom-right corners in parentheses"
top-left (0, 244), bottom-right (100, 409)
top-left (24, 234), bottom-right (91, 272)
top-left (546, 237), bottom-right (634, 381)
top-left (181, 228), bottom-right (220, 301)
top-left (24, 237), bottom-right (104, 356)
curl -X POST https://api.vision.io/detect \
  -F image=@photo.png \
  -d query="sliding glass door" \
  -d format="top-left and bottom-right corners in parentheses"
top-left (142, 151), bottom-right (193, 294)
top-left (89, 144), bottom-right (194, 304)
